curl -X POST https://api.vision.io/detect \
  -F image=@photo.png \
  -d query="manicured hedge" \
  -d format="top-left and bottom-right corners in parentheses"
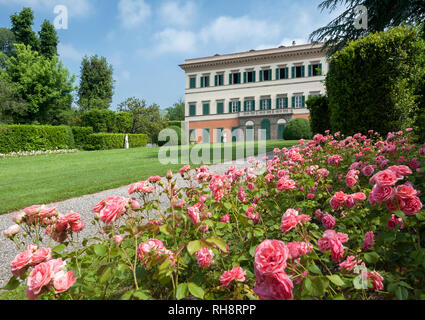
top-left (283, 118), bottom-right (312, 140)
top-left (167, 121), bottom-right (183, 128)
top-left (84, 133), bottom-right (148, 151)
top-left (306, 96), bottom-right (330, 135)
top-left (0, 125), bottom-right (75, 154)
top-left (72, 126), bottom-right (94, 149)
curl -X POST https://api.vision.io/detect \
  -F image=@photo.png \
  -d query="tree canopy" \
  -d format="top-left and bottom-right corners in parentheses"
top-left (166, 98), bottom-right (185, 121)
top-left (10, 7), bottom-right (40, 52)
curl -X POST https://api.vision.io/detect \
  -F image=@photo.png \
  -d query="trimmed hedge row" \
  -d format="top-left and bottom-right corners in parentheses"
top-left (72, 126), bottom-right (94, 149)
top-left (0, 125), bottom-right (74, 154)
top-left (84, 133), bottom-right (148, 151)
top-left (283, 118), bottom-right (313, 140)
top-left (167, 121), bottom-right (183, 128)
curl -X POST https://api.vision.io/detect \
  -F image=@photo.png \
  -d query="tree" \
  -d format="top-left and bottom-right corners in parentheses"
top-left (118, 97), bottom-right (167, 144)
top-left (306, 96), bottom-right (331, 135)
top-left (166, 98), bottom-right (185, 121)
top-left (0, 44), bottom-right (75, 124)
top-left (310, 0), bottom-right (425, 56)
top-left (39, 20), bottom-right (58, 60)
top-left (0, 79), bottom-right (29, 124)
top-left (10, 8), bottom-right (40, 52)
top-left (77, 55), bottom-right (114, 110)
top-left (0, 28), bottom-right (15, 58)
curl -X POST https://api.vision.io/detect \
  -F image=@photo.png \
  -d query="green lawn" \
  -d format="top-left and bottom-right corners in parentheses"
top-left (0, 140), bottom-right (297, 214)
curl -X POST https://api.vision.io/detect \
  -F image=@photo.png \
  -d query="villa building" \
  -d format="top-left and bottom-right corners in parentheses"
top-left (179, 41), bottom-right (328, 143)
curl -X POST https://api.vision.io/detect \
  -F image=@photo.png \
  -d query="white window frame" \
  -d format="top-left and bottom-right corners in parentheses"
top-left (278, 98), bottom-right (286, 109)
top-left (262, 99), bottom-right (270, 110)
top-left (295, 95), bottom-right (303, 108)
top-left (232, 101), bottom-right (239, 113)
top-left (246, 100), bottom-right (254, 111)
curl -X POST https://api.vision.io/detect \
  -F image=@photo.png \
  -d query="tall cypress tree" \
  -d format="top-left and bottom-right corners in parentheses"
top-left (39, 20), bottom-right (58, 59)
top-left (10, 8), bottom-right (40, 52)
top-left (77, 55), bottom-right (115, 110)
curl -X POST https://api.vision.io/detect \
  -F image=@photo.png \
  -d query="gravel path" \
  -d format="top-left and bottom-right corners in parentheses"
top-left (0, 153), bottom-right (271, 289)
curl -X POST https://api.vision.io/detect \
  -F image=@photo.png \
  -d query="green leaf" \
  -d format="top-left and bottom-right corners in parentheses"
top-left (133, 290), bottom-right (152, 300)
top-left (94, 244), bottom-right (108, 257)
top-left (121, 290), bottom-right (134, 300)
top-left (52, 244), bottom-right (67, 253)
top-left (187, 240), bottom-right (202, 255)
top-left (308, 263), bottom-right (322, 275)
top-left (416, 211), bottom-right (425, 221)
top-left (249, 246), bottom-right (256, 257)
top-left (395, 286), bottom-right (408, 300)
top-left (364, 252), bottom-right (379, 264)
top-left (2, 276), bottom-right (20, 291)
top-left (332, 294), bottom-right (346, 300)
top-left (188, 282), bottom-right (205, 299)
top-left (176, 283), bottom-right (188, 300)
top-left (394, 210), bottom-right (406, 220)
top-left (327, 275), bottom-right (345, 286)
top-left (206, 236), bottom-right (227, 253)
top-left (159, 224), bottom-right (171, 235)
top-left (99, 266), bottom-right (113, 283)
top-left (304, 277), bottom-right (328, 297)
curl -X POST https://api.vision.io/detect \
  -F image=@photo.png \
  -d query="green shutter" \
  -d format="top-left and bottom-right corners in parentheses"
top-left (237, 101), bottom-right (241, 112)
top-left (253, 100), bottom-right (256, 110)
top-left (291, 67), bottom-right (295, 78)
top-left (292, 96), bottom-right (295, 108)
top-left (308, 65), bottom-right (312, 77)
top-left (244, 101), bottom-right (247, 111)
top-left (229, 74), bottom-right (233, 85)
top-left (229, 102), bottom-right (232, 113)
top-left (217, 102), bottom-right (223, 114)
top-left (276, 98), bottom-right (280, 109)
top-left (243, 72), bottom-right (247, 83)
top-left (301, 66), bottom-right (305, 77)
top-left (253, 71), bottom-right (256, 82)
top-left (268, 99), bottom-right (272, 109)
top-left (190, 104), bottom-right (196, 116)
top-left (260, 100), bottom-right (263, 110)
top-left (238, 73), bottom-right (241, 84)
top-left (319, 63), bottom-right (323, 75)
top-left (276, 69), bottom-right (280, 80)
top-left (285, 67), bottom-right (289, 79)
top-left (284, 97), bottom-right (288, 108)
top-left (215, 75), bottom-right (218, 86)
top-left (302, 96), bottom-right (305, 108)
top-left (260, 70), bottom-right (263, 82)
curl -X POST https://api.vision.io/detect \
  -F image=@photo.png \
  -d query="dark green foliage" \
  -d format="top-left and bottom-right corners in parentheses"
top-left (115, 112), bottom-right (134, 133)
top-left (283, 118), bottom-right (313, 140)
top-left (10, 8), bottom-right (40, 52)
top-left (158, 125), bottom-right (186, 146)
top-left (306, 96), bottom-right (331, 135)
top-left (0, 124), bottom-right (74, 153)
top-left (166, 99), bottom-right (185, 121)
top-left (38, 20), bottom-right (58, 59)
top-left (72, 126), bottom-right (94, 149)
top-left (84, 133), bottom-right (148, 151)
top-left (167, 121), bottom-right (183, 128)
top-left (0, 27), bottom-right (15, 57)
top-left (81, 109), bottom-right (117, 133)
top-left (326, 26), bottom-right (425, 136)
top-left (78, 55), bottom-right (114, 110)
top-left (310, 0), bottom-right (425, 56)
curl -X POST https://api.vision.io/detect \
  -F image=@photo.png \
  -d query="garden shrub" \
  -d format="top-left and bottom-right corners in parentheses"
top-left (115, 112), bottom-right (134, 134)
top-left (326, 26), bottom-right (425, 136)
top-left (158, 125), bottom-right (186, 146)
top-left (0, 124), bottom-right (74, 153)
top-left (71, 126), bottom-right (94, 149)
top-left (167, 121), bottom-right (183, 129)
top-left (3, 128), bottom-right (425, 301)
top-left (128, 134), bottom-right (148, 148)
top-left (81, 109), bottom-right (117, 133)
top-left (283, 118), bottom-right (312, 140)
top-left (306, 96), bottom-right (330, 135)
top-left (84, 133), bottom-right (125, 151)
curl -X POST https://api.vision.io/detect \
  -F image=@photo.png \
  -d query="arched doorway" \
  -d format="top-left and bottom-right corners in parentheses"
top-left (278, 119), bottom-right (287, 140)
top-left (245, 121), bottom-right (254, 141)
top-left (261, 119), bottom-right (271, 141)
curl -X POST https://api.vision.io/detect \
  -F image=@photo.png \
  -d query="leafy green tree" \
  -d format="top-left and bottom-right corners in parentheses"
top-left (118, 97), bottom-right (167, 144)
top-left (39, 20), bottom-right (58, 59)
top-left (0, 28), bottom-right (15, 58)
top-left (77, 55), bottom-right (114, 110)
top-left (115, 112), bottom-right (134, 133)
top-left (81, 109), bottom-right (117, 133)
top-left (310, 0), bottom-right (425, 55)
top-left (166, 98), bottom-right (185, 121)
top-left (10, 8), bottom-right (40, 52)
top-left (306, 96), bottom-right (331, 135)
top-left (0, 78), bottom-right (29, 124)
top-left (0, 44), bottom-right (75, 124)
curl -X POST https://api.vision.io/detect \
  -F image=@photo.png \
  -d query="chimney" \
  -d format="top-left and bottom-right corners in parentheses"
top-left (292, 41), bottom-right (296, 46)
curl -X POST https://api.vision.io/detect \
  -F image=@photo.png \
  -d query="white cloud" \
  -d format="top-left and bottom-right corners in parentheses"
top-left (118, 0), bottom-right (151, 29)
top-left (199, 16), bottom-right (281, 47)
top-left (0, 0), bottom-right (92, 17)
top-left (158, 1), bottom-right (196, 27)
top-left (153, 28), bottom-right (196, 54)
top-left (58, 43), bottom-right (85, 61)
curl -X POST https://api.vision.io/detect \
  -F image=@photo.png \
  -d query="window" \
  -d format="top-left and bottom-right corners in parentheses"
top-left (217, 102), bottom-right (224, 114)
top-left (244, 100), bottom-right (255, 111)
top-left (260, 69), bottom-right (272, 81)
top-left (244, 71), bottom-right (256, 83)
top-left (189, 129), bottom-right (196, 142)
top-left (189, 104), bottom-right (196, 116)
top-left (189, 77), bottom-right (196, 89)
top-left (292, 95), bottom-right (305, 108)
top-left (215, 74), bottom-right (224, 86)
top-left (277, 97), bottom-right (289, 109)
top-left (292, 66), bottom-right (305, 78)
top-left (229, 72), bottom-right (241, 84)
top-left (203, 103), bottom-right (210, 115)
top-left (276, 68), bottom-right (289, 80)
top-left (200, 76), bottom-right (210, 88)
top-left (310, 63), bottom-right (322, 76)
top-left (229, 101), bottom-right (241, 113)
top-left (260, 99), bottom-right (271, 110)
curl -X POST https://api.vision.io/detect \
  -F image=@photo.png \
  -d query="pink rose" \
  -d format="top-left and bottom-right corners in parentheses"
top-left (11, 250), bottom-right (33, 277)
top-left (276, 178), bottom-right (296, 191)
top-left (219, 266), bottom-right (246, 288)
top-left (396, 185), bottom-right (418, 199)
top-left (31, 248), bottom-right (52, 266)
top-left (52, 270), bottom-right (77, 294)
top-left (131, 200), bottom-right (141, 210)
top-left (254, 270), bottom-right (294, 300)
top-left (387, 214), bottom-right (403, 230)
top-left (363, 232), bottom-right (374, 250)
top-left (114, 235), bottom-right (125, 244)
top-left (220, 214), bottom-right (230, 223)
top-left (339, 256), bottom-right (361, 273)
top-left (195, 248), bottom-right (215, 269)
top-left (371, 170), bottom-right (400, 186)
top-left (286, 242), bottom-right (313, 260)
top-left (26, 262), bottom-right (53, 300)
top-left (368, 271), bottom-right (384, 291)
top-left (99, 197), bottom-right (128, 225)
top-left (321, 213), bottom-right (336, 230)
top-left (3, 224), bottom-right (20, 238)
top-left (345, 176), bottom-right (357, 187)
top-left (187, 206), bottom-right (201, 224)
top-left (254, 240), bottom-right (289, 275)
top-left (361, 165), bottom-right (374, 177)
top-left (330, 191), bottom-right (348, 210)
top-left (371, 185), bottom-right (396, 204)
top-left (400, 196), bottom-right (423, 216)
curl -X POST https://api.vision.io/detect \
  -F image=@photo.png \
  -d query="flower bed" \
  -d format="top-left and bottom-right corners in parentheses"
top-left (3, 129), bottom-right (425, 300)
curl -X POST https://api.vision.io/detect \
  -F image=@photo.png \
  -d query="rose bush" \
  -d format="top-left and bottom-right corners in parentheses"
top-left (2, 128), bottom-right (425, 300)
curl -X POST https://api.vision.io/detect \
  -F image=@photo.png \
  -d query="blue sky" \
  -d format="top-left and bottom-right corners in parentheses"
top-left (0, 0), bottom-right (343, 111)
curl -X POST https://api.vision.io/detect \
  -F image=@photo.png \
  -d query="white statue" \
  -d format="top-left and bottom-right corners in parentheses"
top-left (222, 132), bottom-right (227, 143)
top-left (124, 134), bottom-right (129, 149)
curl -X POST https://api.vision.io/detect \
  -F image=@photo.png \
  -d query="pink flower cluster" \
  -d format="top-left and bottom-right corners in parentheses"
top-left (345, 169), bottom-right (359, 187)
top-left (11, 245), bottom-right (51, 277)
top-left (93, 196), bottom-right (132, 225)
top-left (369, 167), bottom-right (422, 216)
top-left (209, 174), bottom-right (231, 201)
top-left (318, 230), bottom-right (349, 262)
top-left (245, 204), bottom-right (260, 224)
top-left (45, 212), bottom-right (85, 243)
top-left (330, 191), bottom-right (366, 210)
top-left (128, 180), bottom-right (155, 194)
top-left (254, 240), bottom-right (293, 300)
top-left (219, 266), bottom-right (246, 288)
top-left (327, 155), bottom-right (343, 167)
top-left (280, 209), bottom-right (311, 234)
top-left (286, 242), bottom-right (313, 260)
top-left (276, 176), bottom-right (296, 191)
top-left (195, 247), bottom-right (215, 268)
top-left (137, 239), bottom-right (175, 266)
top-left (26, 258), bottom-right (76, 300)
